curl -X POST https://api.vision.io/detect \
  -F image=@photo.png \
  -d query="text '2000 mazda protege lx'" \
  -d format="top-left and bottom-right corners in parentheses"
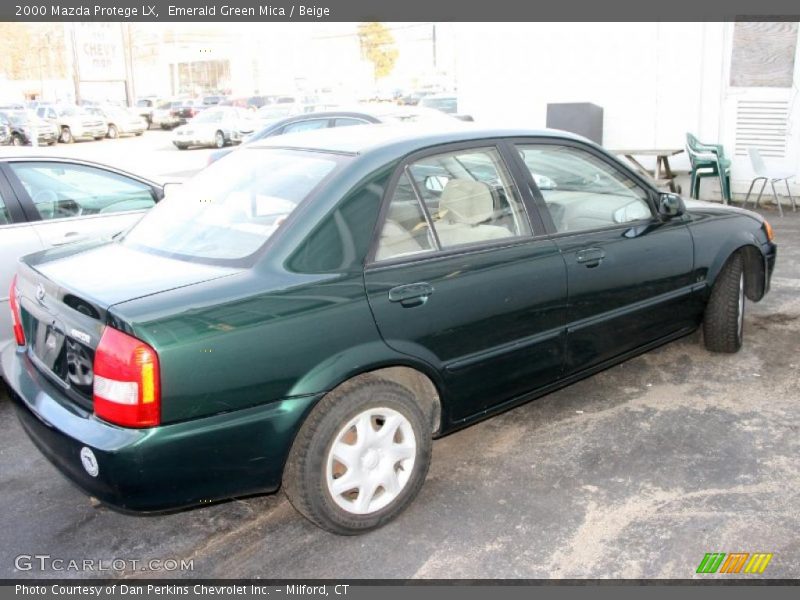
top-left (4, 125), bottom-right (777, 534)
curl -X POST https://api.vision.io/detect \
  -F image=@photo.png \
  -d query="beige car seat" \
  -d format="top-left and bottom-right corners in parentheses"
top-left (435, 179), bottom-right (512, 247)
top-left (375, 219), bottom-right (424, 261)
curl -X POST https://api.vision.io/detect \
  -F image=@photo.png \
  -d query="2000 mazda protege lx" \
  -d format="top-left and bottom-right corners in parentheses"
top-left (3, 126), bottom-right (777, 534)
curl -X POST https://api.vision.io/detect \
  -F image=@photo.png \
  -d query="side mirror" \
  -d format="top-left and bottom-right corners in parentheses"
top-left (161, 181), bottom-right (183, 200)
top-left (424, 175), bottom-right (450, 193)
top-left (658, 193), bottom-right (685, 219)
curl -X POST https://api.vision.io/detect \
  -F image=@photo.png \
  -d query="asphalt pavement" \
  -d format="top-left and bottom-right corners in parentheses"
top-left (0, 133), bottom-right (798, 579)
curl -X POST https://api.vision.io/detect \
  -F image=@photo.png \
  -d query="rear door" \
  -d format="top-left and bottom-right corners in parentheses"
top-left (1, 160), bottom-right (160, 248)
top-left (364, 142), bottom-right (567, 422)
top-left (511, 140), bottom-right (698, 373)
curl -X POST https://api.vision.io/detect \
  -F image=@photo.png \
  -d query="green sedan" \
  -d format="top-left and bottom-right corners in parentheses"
top-left (3, 125), bottom-right (777, 534)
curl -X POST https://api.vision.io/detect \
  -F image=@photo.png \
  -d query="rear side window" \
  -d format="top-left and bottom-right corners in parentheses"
top-left (374, 147), bottom-right (532, 261)
top-left (8, 162), bottom-right (156, 221)
top-left (282, 119), bottom-right (329, 134)
top-left (333, 118), bottom-right (369, 128)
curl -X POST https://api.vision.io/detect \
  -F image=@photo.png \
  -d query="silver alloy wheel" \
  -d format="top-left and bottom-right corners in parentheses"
top-left (737, 272), bottom-right (745, 339)
top-left (214, 131), bottom-right (224, 148)
top-left (108, 125), bottom-right (118, 138)
top-left (325, 407), bottom-right (416, 515)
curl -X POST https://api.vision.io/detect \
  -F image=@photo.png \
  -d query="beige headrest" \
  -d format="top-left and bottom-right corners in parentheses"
top-left (439, 179), bottom-right (494, 225)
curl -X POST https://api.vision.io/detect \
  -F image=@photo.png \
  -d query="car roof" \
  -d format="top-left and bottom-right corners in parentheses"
top-left (250, 123), bottom-right (591, 158)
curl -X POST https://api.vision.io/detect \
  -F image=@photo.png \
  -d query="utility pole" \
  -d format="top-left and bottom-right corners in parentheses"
top-left (432, 23), bottom-right (437, 70)
top-left (69, 23), bottom-right (81, 104)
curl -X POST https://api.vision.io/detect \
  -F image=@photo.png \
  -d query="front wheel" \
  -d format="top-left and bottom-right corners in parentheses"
top-left (59, 127), bottom-right (73, 144)
top-left (107, 125), bottom-right (118, 139)
top-left (283, 377), bottom-right (431, 535)
top-left (11, 134), bottom-right (24, 146)
top-left (214, 130), bottom-right (225, 149)
top-left (703, 252), bottom-right (745, 353)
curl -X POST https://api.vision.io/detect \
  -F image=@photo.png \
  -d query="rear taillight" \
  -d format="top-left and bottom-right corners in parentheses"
top-left (9, 275), bottom-right (25, 346)
top-left (93, 327), bottom-right (160, 428)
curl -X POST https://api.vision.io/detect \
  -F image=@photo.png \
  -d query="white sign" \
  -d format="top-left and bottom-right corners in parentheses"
top-left (74, 23), bottom-right (125, 82)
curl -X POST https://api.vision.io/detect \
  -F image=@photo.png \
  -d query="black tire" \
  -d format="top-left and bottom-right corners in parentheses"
top-left (703, 252), bottom-right (745, 353)
top-left (283, 376), bottom-right (432, 535)
top-left (59, 127), bottom-right (73, 144)
top-left (107, 125), bottom-right (118, 139)
top-left (11, 134), bottom-right (24, 146)
top-left (214, 130), bottom-right (225, 149)
top-left (175, 143), bottom-right (188, 150)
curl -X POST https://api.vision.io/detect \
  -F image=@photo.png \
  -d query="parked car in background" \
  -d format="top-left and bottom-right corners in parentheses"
top-left (0, 157), bottom-right (163, 361)
top-left (2, 126), bottom-right (777, 533)
top-left (173, 99), bottom-right (205, 125)
top-left (208, 104), bottom-right (461, 164)
top-left (0, 119), bottom-right (10, 145)
top-left (152, 100), bottom-right (204, 130)
top-left (173, 106), bottom-right (256, 149)
top-left (135, 97), bottom-right (161, 128)
top-left (418, 94), bottom-right (474, 122)
top-left (85, 106), bottom-right (147, 138)
top-left (0, 110), bottom-right (59, 146)
top-left (35, 105), bottom-right (107, 143)
top-left (202, 95), bottom-right (227, 106)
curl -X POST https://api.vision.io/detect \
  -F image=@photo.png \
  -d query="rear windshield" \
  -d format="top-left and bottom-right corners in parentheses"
top-left (122, 149), bottom-right (344, 264)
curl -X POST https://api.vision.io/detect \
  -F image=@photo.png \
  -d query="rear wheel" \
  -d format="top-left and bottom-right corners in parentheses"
top-left (703, 252), bottom-right (745, 353)
top-left (175, 143), bottom-right (188, 150)
top-left (107, 124), bottom-right (118, 139)
top-left (11, 134), bottom-right (23, 146)
top-left (283, 377), bottom-right (431, 535)
top-left (214, 130), bottom-right (225, 149)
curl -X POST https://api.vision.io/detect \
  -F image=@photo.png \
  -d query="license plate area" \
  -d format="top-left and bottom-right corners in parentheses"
top-left (32, 318), bottom-right (67, 379)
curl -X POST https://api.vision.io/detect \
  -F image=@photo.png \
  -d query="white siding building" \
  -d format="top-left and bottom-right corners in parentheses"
top-left (455, 22), bottom-right (800, 198)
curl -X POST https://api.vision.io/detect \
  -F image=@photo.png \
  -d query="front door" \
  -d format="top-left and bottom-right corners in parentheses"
top-left (512, 141), bottom-right (698, 373)
top-left (364, 143), bottom-right (567, 422)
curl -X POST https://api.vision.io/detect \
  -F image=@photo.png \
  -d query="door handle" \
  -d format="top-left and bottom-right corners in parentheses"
top-left (576, 247), bottom-right (606, 268)
top-left (50, 232), bottom-right (86, 247)
top-left (388, 282), bottom-right (434, 308)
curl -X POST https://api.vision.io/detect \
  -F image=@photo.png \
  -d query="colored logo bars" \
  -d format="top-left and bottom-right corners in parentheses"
top-left (696, 552), bottom-right (773, 574)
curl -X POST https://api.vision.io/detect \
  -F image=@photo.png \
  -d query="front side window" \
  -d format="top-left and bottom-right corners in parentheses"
top-left (517, 144), bottom-right (652, 233)
top-left (375, 147), bottom-right (531, 260)
top-left (122, 148), bottom-right (343, 263)
top-left (8, 162), bottom-right (156, 221)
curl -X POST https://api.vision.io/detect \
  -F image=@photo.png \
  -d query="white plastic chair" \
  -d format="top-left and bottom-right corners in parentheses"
top-left (744, 147), bottom-right (796, 217)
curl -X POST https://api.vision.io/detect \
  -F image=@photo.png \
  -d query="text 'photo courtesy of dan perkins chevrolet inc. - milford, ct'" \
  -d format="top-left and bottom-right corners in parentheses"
top-left (44, 4), bottom-right (332, 18)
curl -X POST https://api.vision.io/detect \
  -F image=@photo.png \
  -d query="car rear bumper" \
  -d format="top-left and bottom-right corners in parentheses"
top-left (2, 344), bottom-right (319, 512)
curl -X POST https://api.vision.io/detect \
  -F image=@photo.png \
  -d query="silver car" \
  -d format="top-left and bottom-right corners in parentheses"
top-left (0, 157), bottom-right (163, 366)
top-left (172, 106), bottom-right (256, 150)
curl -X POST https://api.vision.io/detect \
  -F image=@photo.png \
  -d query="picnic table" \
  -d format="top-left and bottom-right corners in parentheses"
top-left (610, 148), bottom-right (684, 194)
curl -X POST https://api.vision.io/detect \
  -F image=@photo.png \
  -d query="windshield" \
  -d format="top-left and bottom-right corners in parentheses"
top-left (122, 148), bottom-right (344, 263)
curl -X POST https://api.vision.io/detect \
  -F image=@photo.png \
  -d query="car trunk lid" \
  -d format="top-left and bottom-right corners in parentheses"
top-left (16, 242), bottom-right (239, 408)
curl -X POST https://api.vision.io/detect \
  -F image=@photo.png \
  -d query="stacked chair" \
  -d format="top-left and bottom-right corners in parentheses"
top-left (686, 133), bottom-right (731, 204)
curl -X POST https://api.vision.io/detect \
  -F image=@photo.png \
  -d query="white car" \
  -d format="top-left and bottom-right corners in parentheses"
top-left (172, 107), bottom-right (256, 150)
top-left (0, 157), bottom-right (163, 367)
